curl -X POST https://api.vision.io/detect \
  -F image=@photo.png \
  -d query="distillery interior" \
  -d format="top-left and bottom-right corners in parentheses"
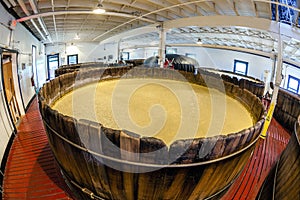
top-left (0, 0), bottom-right (299, 200)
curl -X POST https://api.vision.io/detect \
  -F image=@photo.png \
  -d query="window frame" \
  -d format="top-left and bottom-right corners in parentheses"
top-left (47, 53), bottom-right (59, 80)
top-left (233, 59), bottom-right (249, 76)
top-left (287, 75), bottom-right (300, 94)
top-left (67, 54), bottom-right (78, 65)
top-left (185, 53), bottom-right (196, 59)
top-left (121, 52), bottom-right (130, 60)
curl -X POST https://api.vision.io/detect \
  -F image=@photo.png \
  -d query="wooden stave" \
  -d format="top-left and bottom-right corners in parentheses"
top-left (273, 89), bottom-right (300, 132)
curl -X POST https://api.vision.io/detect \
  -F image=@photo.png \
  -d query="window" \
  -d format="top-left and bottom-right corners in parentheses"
top-left (166, 47), bottom-right (177, 54)
top-left (121, 52), bottom-right (130, 60)
top-left (47, 54), bottom-right (59, 80)
top-left (67, 54), bottom-right (78, 65)
top-left (233, 60), bottom-right (248, 76)
top-left (186, 53), bottom-right (196, 59)
top-left (287, 75), bottom-right (300, 94)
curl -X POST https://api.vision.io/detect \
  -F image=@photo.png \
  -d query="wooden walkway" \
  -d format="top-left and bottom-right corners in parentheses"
top-left (2, 98), bottom-right (291, 200)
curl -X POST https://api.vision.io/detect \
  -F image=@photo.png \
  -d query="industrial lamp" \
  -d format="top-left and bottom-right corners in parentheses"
top-left (93, 3), bottom-right (106, 14)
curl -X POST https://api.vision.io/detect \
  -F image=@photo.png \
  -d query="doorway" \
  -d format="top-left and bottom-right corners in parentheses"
top-left (47, 54), bottom-right (59, 80)
top-left (1, 51), bottom-right (24, 126)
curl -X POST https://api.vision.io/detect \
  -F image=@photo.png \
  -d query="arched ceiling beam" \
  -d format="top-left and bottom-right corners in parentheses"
top-left (92, 0), bottom-right (235, 41)
top-left (99, 16), bottom-right (300, 45)
top-left (168, 43), bottom-right (274, 58)
top-left (99, 23), bottom-right (160, 44)
top-left (15, 10), bottom-right (157, 24)
top-left (163, 16), bottom-right (300, 41)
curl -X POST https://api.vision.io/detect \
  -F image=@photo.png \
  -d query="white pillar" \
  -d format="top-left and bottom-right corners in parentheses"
top-left (116, 39), bottom-right (121, 62)
top-left (270, 52), bottom-right (277, 83)
top-left (158, 24), bottom-right (166, 68)
top-left (271, 33), bottom-right (283, 106)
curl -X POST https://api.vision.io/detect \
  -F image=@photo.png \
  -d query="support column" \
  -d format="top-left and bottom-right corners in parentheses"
top-left (270, 51), bottom-right (277, 83)
top-left (116, 39), bottom-right (121, 62)
top-left (263, 52), bottom-right (276, 96)
top-left (158, 24), bottom-right (166, 68)
top-left (261, 24), bottom-right (283, 138)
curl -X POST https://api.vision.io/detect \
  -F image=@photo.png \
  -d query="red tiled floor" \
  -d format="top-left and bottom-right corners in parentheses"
top-left (2, 97), bottom-right (73, 200)
top-left (222, 119), bottom-right (290, 200)
top-left (2, 98), bottom-right (291, 200)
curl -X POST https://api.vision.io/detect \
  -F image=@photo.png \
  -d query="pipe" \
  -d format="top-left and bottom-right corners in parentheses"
top-left (7, 0), bottom-right (16, 7)
top-left (30, 19), bottom-right (46, 40)
top-left (28, 0), bottom-right (52, 43)
top-left (16, 0), bottom-right (47, 41)
top-left (51, 0), bottom-right (58, 42)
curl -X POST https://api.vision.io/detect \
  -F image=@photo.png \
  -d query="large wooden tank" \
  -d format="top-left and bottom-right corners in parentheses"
top-left (38, 66), bottom-right (265, 200)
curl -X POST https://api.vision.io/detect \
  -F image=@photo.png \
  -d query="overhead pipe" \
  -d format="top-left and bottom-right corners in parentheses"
top-left (30, 19), bottom-right (46, 40)
top-left (28, 0), bottom-right (52, 43)
top-left (7, 0), bottom-right (16, 7)
top-left (51, 0), bottom-right (58, 42)
top-left (16, 0), bottom-right (47, 41)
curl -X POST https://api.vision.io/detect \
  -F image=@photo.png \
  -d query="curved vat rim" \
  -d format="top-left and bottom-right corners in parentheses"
top-left (295, 116), bottom-right (300, 146)
top-left (42, 115), bottom-right (261, 169)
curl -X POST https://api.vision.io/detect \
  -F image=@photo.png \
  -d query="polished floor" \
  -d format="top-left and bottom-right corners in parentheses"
top-left (2, 98), bottom-right (290, 199)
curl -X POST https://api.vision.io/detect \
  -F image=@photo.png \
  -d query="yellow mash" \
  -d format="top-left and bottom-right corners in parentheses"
top-left (52, 78), bottom-right (254, 145)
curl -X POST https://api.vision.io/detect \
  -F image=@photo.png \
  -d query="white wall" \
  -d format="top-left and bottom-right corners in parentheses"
top-left (123, 47), bottom-right (158, 60)
top-left (12, 23), bottom-right (46, 105)
top-left (0, 69), bottom-right (14, 170)
top-left (0, 4), bottom-right (46, 171)
top-left (121, 46), bottom-right (274, 81)
top-left (45, 42), bottom-right (118, 65)
top-left (45, 42), bottom-right (160, 65)
top-left (175, 47), bottom-right (274, 80)
top-left (0, 4), bottom-right (11, 47)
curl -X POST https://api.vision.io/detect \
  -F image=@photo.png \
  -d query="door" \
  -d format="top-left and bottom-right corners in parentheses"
top-left (0, 49), bottom-right (15, 183)
top-left (47, 54), bottom-right (59, 80)
top-left (2, 53), bottom-right (21, 125)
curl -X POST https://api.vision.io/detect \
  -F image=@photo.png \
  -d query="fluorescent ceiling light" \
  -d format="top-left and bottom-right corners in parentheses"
top-left (93, 8), bottom-right (106, 14)
top-left (74, 33), bottom-right (80, 40)
top-left (93, 4), bottom-right (106, 14)
top-left (197, 38), bottom-right (202, 44)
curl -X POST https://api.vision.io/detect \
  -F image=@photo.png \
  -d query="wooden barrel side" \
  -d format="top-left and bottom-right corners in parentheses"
top-left (55, 63), bottom-right (132, 77)
top-left (257, 116), bottom-right (300, 200)
top-left (38, 67), bottom-right (265, 200)
top-left (273, 89), bottom-right (300, 132)
top-left (273, 117), bottom-right (300, 199)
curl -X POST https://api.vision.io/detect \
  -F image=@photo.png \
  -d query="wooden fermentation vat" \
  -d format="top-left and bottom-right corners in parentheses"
top-left (39, 67), bottom-right (265, 200)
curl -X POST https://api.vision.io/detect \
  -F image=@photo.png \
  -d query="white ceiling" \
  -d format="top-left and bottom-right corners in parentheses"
top-left (2, 0), bottom-right (300, 63)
